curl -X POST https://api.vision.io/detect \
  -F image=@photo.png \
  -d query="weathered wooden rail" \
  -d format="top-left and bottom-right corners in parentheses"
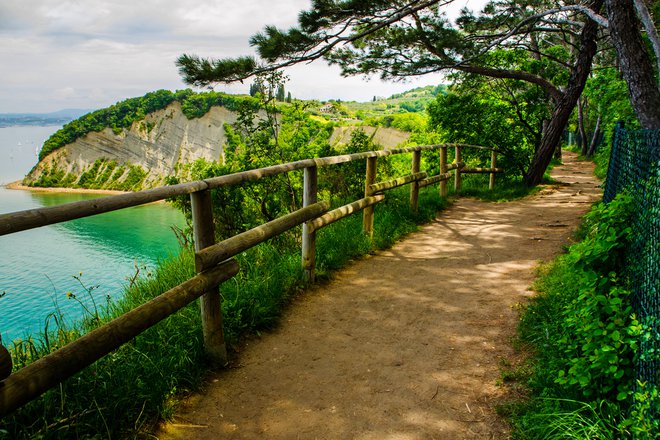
top-left (0, 143), bottom-right (502, 417)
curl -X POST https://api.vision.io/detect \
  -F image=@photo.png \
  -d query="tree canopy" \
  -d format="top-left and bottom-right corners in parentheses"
top-left (177, 0), bottom-right (658, 185)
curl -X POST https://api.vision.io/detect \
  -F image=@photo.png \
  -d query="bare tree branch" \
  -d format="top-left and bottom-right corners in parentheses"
top-left (410, 9), bottom-right (566, 101)
top-left (561, 4), bottom-right (609, 27)
top-left (461, 4), bottom-right (607, 65)
top-left (633, 0), bottom-right (660, 86)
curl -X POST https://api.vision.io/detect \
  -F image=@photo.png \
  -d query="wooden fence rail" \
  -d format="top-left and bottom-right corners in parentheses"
top-left (0, 143), bottom-right (503, 417)
top-left (0, 260), bottom-right (239, 416)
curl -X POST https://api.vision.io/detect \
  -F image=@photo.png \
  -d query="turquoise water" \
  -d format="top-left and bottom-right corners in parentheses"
top-left (0, 126), bottom-right (186, 343)
top-left (0, 125), bottom-right (57, 185)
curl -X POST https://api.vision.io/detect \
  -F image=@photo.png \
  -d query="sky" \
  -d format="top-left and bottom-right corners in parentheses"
top-left (0, 0), bottom-right (487, 114)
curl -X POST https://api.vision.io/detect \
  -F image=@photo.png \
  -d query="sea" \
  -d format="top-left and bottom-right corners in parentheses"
top-left (0, 125), bottom-right (186, 343)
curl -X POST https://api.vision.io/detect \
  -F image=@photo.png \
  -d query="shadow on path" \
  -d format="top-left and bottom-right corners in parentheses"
top-left (159, 151), bottom-right (602, 440)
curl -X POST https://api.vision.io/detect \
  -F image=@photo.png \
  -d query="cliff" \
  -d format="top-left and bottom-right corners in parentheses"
top-left (24, 102), bottom-right (239, 190)
top-left (329, 126), bottom-right (410, 149)
top-left (24, 102), bottom-right (412, 191)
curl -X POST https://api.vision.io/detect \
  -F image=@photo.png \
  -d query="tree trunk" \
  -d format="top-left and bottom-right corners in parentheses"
top-left (523, 0), bottom-right (603, 186)
top-left (578, 98), bottom-right (589, 156)
top-left (587, 114), bottom-right (602, 156)
top-left (543, 119), bottom-right (562, 160)
top-left (632, 0), bottom-right (660, 87)
top-left (606, 0), bottom-right (660, 129)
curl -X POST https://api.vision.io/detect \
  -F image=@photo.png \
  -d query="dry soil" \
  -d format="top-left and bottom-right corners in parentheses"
top-left (158, 151), bottom-right (601, 440)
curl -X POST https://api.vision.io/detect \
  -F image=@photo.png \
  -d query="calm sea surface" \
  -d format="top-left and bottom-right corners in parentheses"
top-left (0, 125), bottom-right (185, 343)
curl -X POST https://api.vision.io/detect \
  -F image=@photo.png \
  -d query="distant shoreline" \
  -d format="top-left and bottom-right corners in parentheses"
top-left (3, 180), bottom-right (129, 195)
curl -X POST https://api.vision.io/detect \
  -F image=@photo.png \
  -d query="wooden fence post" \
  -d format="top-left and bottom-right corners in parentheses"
top-left (191, 189), bottom-right (228, 366)
top-left (410, 150), bottom-right (421, 211)
top-left (489, 150), bottom-right (497, 191)
top-left (363, 156), bottom-right (377, 237)
top-left (454, 145), bottom-right (462, 194)
top-left (439, 146), bottom-right (448, 197)
top-left (302, 166), bottom-right (318, 282)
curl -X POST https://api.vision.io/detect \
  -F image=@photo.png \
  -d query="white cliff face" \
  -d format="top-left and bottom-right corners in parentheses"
top-left (24, 102), bottom-right (411, 190)
top-left (25, 102), bottom-right (239, 188)
top-left (329, 126), bottom-right (410, 149)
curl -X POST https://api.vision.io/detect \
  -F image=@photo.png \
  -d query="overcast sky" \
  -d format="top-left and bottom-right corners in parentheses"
top-left (0, 0), bottom-right (486, 113)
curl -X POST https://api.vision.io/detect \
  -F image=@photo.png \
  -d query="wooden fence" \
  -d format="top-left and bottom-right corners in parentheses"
top-left (0, 143), bottom-right (502, 417)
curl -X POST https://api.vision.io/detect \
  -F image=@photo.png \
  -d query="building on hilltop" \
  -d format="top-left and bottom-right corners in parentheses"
top-left (319, 103), bottom-right (335, 113)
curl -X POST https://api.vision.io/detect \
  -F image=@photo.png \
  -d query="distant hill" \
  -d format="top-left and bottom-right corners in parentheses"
top-left (0, 109), bottom-right (92, 128)
top-left (339, 84), bottom-right (446, 118)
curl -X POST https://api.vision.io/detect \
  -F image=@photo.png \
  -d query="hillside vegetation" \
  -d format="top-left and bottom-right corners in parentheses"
top-left (38, 86), bottom-right (442, 163)
top-left (38, 89), bottom-right (260, 161)
top-left (27, 86), bottom-right (446, 192)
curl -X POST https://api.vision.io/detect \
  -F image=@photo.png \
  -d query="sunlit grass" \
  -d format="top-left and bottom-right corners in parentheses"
top-left (0, 185), bottom-right (448, 439)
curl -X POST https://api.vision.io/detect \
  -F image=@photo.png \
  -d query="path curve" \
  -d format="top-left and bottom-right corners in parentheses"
top-left (159, 151), bottom-right (601, 439)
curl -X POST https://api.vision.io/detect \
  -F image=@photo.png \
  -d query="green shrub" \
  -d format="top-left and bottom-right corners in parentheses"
top-left (513, 194), bottom-right (657, 438)
top-left (96, 160), bottom-right (117, 187)
top-left (76, 159), bottom-right (103, 188)
top-left (27, 164), bottom-right (67, 188)
top-left (117, 165), bottom-right (147, 191)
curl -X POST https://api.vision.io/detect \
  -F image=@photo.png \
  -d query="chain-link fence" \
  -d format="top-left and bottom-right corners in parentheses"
top-left (603, 122), bottom-right (660, 395)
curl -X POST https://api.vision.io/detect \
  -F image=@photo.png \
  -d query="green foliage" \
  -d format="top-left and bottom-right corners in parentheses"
top-left (365, 112), bottom-right (428, 132)
top-left (27, 159), bottom-right (147, 191)
top-left (341, 85), bottom-right (440, 119)
top-left (117, 165), bottom-right (148, 191)
top-left (179, 90), bottom-right (259, 119)
top-left (110, 165), bottom-right (126, 182)
top-left (97, 160), bottom-right (117, 184)
top-left (276, 84), bottom-right (286, 102)
top-left (427, 78), bottom-right (547, 178)
top-left (76, 159), bottom-right (104, 187)
top-left (509, 399), bottom-right (618, 440)
top-left (574, 68), bottom-right (640, 162)
top-left (27, 164), bottom-right (67, 188)
top-left (319, 129), bottom-right (378, 200)
top-left (169, 73), bottom-right (335, 241)
top-left (582, 69), bottom-right (639, 135)
top-left (554, 281), bottom-right (639, 400)
top-left (453, 173), bottom-right (540, 201)
top-left (513, 194), bottom-right (657, 438)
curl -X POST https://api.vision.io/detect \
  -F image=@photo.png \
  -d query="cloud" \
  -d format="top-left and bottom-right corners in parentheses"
top-left (0, 0), bottom-right (487, 113)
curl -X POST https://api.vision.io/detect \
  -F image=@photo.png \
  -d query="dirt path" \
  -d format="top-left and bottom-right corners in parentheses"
top-left (158, 151), bottom-right (601, 439)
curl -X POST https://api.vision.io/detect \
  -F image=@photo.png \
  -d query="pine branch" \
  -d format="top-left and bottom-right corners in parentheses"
top-left (178, 0), bottom-right (454, 86)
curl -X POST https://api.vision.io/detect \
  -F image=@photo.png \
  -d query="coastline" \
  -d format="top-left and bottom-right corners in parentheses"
top-left (3, 180), bottom-right (129, 195)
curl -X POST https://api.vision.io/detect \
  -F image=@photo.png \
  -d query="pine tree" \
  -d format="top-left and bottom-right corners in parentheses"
top-left (176, 0), bottom-right (659, 183)
top-left (276, 85), bottom-right (285, 101)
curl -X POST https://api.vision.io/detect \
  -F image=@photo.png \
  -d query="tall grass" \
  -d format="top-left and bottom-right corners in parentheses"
top-left (0, 185), bottom-right (448, 439)
top-left (507, 194), bottom-right (659, 439)
top-left (1, 253), bottom-right (204, 439)
top-left (511, 399), bottom-right (617, 440)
